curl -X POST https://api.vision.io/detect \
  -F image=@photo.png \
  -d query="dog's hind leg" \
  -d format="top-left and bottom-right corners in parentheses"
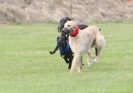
top-left (87, 51), bottom-right (94, 66)
top-left (94, 35), bottom-right (105, 62)
top-left (94, 46), bottom-right (102, 63)
top-left (95, 48), bottom-right (98, 56)
top-left (70, 54), bottom-right (82, 72)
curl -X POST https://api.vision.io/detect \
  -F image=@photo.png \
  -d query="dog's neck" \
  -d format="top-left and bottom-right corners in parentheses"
top-left (69, 25), bottom-right (79, 37)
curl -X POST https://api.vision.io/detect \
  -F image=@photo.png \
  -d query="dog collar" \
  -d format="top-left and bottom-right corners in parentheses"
top-left (70, 25), bottom-right (79, 37)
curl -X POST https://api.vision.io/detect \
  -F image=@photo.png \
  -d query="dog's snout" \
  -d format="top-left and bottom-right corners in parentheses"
top-left (62, 28), bottom-right (71, 34)
top-left (62, 27), bottom-right (66, 31)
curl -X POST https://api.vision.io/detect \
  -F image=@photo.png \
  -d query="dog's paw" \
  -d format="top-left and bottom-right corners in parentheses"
top-left (87, 60), bottom-right (94, 66)
top-left (94, 58), bottom-right (98, 63)
top-left (87, 62), bottom-right (91, 66)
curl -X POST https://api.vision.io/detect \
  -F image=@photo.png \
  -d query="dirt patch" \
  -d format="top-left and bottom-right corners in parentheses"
top-left (0, 0), bottom-right (133, 23)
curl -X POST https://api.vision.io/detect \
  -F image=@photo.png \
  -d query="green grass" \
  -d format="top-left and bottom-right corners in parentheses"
top-left (0, 22), bottom-right (133, 93)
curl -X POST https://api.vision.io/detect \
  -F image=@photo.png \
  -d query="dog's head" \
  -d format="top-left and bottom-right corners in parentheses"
top-left (58, 17), bottom-right (72, 32)
top-left (63, 21), bottom-right (79, 37)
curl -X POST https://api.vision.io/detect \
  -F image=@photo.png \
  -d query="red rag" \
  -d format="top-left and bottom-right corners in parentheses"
top-left (70, 25), bottom-right (79, 37)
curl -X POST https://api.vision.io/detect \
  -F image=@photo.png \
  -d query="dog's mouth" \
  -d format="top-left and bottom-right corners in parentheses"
top-left (70, 25), bottom-right (79, 37)
top-left (63, 25), bottom-right (76, 32)
top-left (62, 28), bottom-right (72, 35)
top-left (63, 25), bottom-right (79, 37)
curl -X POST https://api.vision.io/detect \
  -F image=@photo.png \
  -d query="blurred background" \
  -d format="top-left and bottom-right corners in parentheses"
top-left (0, 1), bottom-right (133, 92)
top-left (0, 0), bottom-right (133, 23)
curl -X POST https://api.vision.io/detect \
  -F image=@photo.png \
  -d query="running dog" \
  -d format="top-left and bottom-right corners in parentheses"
top-left (63, 21), bottom-right (105, 72)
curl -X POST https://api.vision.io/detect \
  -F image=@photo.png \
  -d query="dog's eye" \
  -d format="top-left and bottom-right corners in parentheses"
top-left (67, 25), bottom-right (70, 27)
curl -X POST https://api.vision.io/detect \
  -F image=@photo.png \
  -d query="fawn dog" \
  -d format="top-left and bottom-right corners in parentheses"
top-left (63, 21), bottom-right (105, 72)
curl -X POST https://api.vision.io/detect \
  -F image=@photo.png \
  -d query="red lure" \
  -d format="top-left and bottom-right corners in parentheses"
top-left (69, 25), bottom-right (79, 37)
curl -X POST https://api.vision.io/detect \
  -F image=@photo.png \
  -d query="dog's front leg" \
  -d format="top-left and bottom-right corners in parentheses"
top-left (68, 55), bottom-right (73, 69)
top-left (70, 54), bottom-right (82, 72)
top-left (63, 56), bottom-right (69, 63)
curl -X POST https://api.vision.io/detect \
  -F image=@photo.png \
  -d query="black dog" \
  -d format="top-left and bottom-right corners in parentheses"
top-left (50, 17), bottom-right (88, 69)
top-left (49, 35), bottom-right (73, 69)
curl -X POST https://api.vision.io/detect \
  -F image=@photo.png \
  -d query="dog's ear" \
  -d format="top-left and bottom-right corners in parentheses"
top-left (57, 25), bottom-right (61, 32)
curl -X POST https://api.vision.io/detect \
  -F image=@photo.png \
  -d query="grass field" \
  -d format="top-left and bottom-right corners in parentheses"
top-left (0, 22), bottom-right (133, 93)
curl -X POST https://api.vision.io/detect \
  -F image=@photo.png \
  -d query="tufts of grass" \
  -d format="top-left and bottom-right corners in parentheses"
top-left (0, 22), bottom-right (133, 93)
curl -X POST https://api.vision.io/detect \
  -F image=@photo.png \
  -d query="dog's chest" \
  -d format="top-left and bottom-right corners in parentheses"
top-left (69, 36), bottom-right (78, 52)
top-left (69, 32), bottom-right (91, 53)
